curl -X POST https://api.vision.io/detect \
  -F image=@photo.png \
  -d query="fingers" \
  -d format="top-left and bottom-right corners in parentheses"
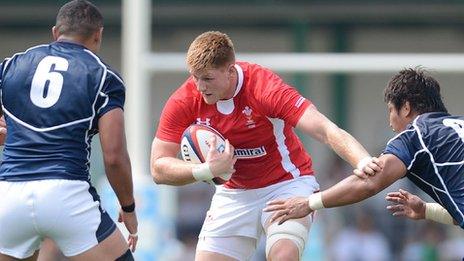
top-left (127, 233), bottom-right (138, 252)
top-left (385, 195), bottom-right (406, 205)
top-left (266, 199), bottom-right (286, 206)
top-left (263, 204), bottom-right (284, 212)
top-left (369, 157), bottom-right (382, 172)
top-left (269, 210), bottom-right (288, 224)
top-left (224, 139), bottom-right (235, 157)
top-left (399, 189), bottom-right (411, 198)
top-left (386, 205), bottom-right (406, 217)
top-left (357, 156), bottom-right (382, 176)
top-left (353, 168), bottom-right (368, 179)
top-left (208, 135), bottom-right (217, 152)
top-left (0, 127), bottom-right (6, 135)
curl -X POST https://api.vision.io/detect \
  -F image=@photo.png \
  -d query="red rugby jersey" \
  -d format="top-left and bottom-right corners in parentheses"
top-left (156, 61), bottom-right (314, 189)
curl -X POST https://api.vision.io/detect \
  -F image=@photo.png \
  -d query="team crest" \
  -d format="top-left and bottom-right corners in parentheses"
top-left (242, 106), bottom-right (256, 128)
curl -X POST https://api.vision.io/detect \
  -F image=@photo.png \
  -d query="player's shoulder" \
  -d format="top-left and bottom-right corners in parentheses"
top-left (237, 61), bottom-right (275, 79)
top-left (414, 112), bottom-right (453, 133)
top-left (7, 44), bottom-right (49, 61)
top-left (236, 61), bottom-right (281, 95)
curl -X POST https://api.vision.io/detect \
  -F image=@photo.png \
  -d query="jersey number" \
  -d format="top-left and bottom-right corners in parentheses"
top-left (30, 56), bottom-right (69, 108)
top-left (443, 118), bottom-right (464, 143)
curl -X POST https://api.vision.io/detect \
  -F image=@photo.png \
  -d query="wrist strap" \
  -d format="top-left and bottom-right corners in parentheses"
top-left (121, 202), bottom-right (135, 213)
top-left (425, 203), bottom-right (454, 225)
top-left (356, 156), bottom-right (373, 170)
top-left (308, 192), bottom-right (325, 211)
top-left (192, 163), bottom-right (214, 181)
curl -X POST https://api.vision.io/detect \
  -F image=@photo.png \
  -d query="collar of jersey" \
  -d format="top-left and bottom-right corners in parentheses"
top-left (54, 40), bottom-right (87, 50)
top-left (231, 63), bottom-right (244, 98)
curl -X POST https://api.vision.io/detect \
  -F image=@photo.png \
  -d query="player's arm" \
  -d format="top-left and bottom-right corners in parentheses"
top-left (0, 115), bottom-right (6, 145)
top-left (151, 136), bottom-right (235, 186)
top-left (99, 108), bottom-right (135, 208)
top-left (150, 137), bottom-right (197, 186)
top-left (99, 108), bottom-right (138, 251)
top-left (0, 60), bottom-right (6, 145)
top-left (386, 189), bottom-right (458, 226)
top-left (296, 104), bottom-right (380, 175)
top-left (265, 153), bottom-right (405, 224)
top-left (320, 154), bottom-right (404, 207)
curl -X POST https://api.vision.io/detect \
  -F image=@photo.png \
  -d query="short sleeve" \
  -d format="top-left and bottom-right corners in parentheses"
top-left (383, 128), bottom-right (420, 170)
top-left (155, 95), bottom-right (195, 143)
top-left (259, 70), bottom-right (311, 126)
top-left (96, 70), bottom-right (125, 117)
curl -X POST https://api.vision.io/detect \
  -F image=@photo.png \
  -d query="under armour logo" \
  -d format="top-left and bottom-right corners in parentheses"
top-left (196, 118), bottom-right (211, 126)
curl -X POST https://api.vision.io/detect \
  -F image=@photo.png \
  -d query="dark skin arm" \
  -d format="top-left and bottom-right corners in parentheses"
top-left (265, 154), bottom-right (407, 224)
top-left (99, 108), bottom-right (138, 251)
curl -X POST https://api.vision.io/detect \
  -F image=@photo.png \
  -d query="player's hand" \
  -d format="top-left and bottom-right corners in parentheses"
top-left (353, 156), bottom-right (382, 179)
top-left (206, 136), bottom-right (237, 177)
top-left (0, 116), bottom-right (6, 145)
top-left (264, 197), bottom-right (312, 225)
top-left (118, 210), bottom-right (139, 252)
top-left (386, 189), bottom-right (426, 220)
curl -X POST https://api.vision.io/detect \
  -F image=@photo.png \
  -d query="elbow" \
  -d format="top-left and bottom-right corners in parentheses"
top-left (150, 160), bottom-right (165, 185)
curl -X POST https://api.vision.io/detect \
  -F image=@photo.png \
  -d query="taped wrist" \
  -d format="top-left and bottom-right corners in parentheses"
top-left (308, 192), bottom-right (325, 211)
top-left (425, 203), bottom-right (454, 225)
top-left (192, 163), bottom-right (214, 181)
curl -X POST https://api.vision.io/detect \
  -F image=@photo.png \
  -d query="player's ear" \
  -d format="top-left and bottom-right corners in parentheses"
top-left (227, 63), bottom-right (235, 77)
top-left (402, 101), bottom-right (412, 117)
top-left (52, 26), bottom-right (59, 41)
top-left (94, 27), bottom-right (104, 44)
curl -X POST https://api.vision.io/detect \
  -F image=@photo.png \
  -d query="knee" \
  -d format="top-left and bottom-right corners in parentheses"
top-left (265, 221), bottom-right (309, 261)
top-left (267, 239), bottom-right (299, 261)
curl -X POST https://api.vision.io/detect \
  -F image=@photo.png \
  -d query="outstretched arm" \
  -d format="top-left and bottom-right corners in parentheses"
top-left (265, 154), bottom-right (406, 224)
top-left (386, 189), bottom-right (457, 225)
top-left (296, 105), bottom-right (381, 177)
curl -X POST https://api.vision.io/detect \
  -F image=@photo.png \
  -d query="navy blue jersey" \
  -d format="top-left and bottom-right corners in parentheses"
top-left (0, 41), bottom-right (125, 181)
top-left (384, 112), bottom-right (464, 228)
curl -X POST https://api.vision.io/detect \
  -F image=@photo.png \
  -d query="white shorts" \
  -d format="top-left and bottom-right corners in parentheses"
top-left (0, 179), bottom-right (116, 259)
top-left (197, 176), bottom-right (319, 258)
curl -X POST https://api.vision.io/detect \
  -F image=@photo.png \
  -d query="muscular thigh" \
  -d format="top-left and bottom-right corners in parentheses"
top-left (196, 236), bottom-right (256, 261)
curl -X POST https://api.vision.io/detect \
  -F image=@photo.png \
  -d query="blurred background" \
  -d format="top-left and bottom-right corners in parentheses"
top-left (1, 0), bottom-right (464, 260)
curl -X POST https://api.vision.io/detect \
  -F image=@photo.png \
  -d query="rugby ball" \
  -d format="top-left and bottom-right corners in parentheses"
top-left (180, 124), bottom-right (232, 185)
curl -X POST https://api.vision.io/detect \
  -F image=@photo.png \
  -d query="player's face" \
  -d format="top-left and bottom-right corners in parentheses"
top-left (387, 102), bottom-right (410, 132)
top-left (190, 65), bottom-right (236, 105)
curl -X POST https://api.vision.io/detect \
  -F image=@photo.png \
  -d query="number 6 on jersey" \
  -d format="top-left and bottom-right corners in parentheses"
top-left (30, 56), bottom-right (69, 108)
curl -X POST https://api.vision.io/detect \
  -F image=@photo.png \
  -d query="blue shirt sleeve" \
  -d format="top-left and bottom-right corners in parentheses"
top-left (383, 128), bottom-right (421, 170)
top-left (96, 70), bottom-right (125, 117)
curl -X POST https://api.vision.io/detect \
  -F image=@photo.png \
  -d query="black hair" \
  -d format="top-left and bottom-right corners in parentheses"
top-left (55, 0), bottom-right (103, 39)
top-left (384, 68), bottom-right (448, 114)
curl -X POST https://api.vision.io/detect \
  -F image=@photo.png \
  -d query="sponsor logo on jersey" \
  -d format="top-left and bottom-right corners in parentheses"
top-left (196, 117), bottom-right (211, 126)
top-left (242, 106), bottom-right (256, 128)
top-left (234, 146), bottom-right (267, 159)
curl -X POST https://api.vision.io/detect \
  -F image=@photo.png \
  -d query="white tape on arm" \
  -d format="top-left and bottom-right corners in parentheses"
top-left (356, 156), bottom-right (373, 170)
top-left (192, 163), bottom-right (214, 181)
top-left (308, 192), bottom-right (325, 211)
top-left (425, 203), bottom-right (454, 225)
